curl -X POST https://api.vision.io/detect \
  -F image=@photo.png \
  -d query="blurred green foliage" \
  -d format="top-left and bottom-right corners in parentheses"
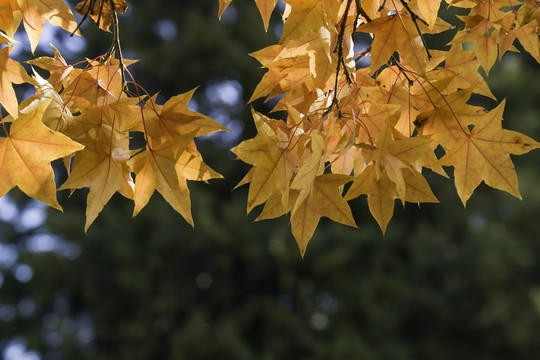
top-left (1, 0), bottom-right (540, 359)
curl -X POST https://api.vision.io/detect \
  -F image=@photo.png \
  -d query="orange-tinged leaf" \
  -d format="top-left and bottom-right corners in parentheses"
top-left (0, 101), bottom-right (83, 210)
top-left (357, 103), bottom-right (401, 144)
top-left (440, 101), bottom-right (540, 205)
top-left (291, 174), bottom-right (356, 256)
top-left (358, 121), bottom-right (431, 201)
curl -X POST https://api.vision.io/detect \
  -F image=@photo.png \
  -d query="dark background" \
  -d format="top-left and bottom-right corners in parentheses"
top-left (1, 1), bottom-right (540, 359)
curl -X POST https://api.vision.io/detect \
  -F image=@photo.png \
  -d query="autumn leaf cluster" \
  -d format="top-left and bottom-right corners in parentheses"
top-left (0, 0), bottom-right (539, 255)
top-left (220, 0), bottom-right (540, 254)
top-left (0, 0), bottom-right (227, 231)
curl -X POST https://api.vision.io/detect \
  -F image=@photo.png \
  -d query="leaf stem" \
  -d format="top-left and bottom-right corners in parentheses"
top-left (104, 12), bottom-right (127, 90)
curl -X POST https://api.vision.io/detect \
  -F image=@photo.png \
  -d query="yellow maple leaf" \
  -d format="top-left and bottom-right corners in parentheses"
top-left (290, 130), bottom-right (324, 215)
top-left (428, 44), bottom-right (495, 98)
top-left (281, 0), bottom-right (339, 42)
top-left (357, 121), bottom-right (432, 200)
top-left (291, 174), bottom-right (357, 256)
top-left (59, 115), bottom-right (134, 231)
top-left (26, 44), bottom-right (74, 88)
top-left (440, 101), bottom-right (540, 205)
top-left (359, 14), bottom-right (429, 76)
top-left (453, 16), bottom-right (499, 74)
top-left (129, 134), bottom-right (196, 225)
top-left (346, 163), bottom-right (396, 232)
top-left (0, 101), bottom-right (83, 210)
top-left (152, 90), bottom-right (229, 141)
top-left (231, 110), bottom-right (299, 212)
top-left (415, 87), bottom-right (484, 149)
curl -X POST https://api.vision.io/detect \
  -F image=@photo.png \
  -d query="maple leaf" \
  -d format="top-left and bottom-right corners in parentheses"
top-left (427, 44), bottom-right (495, 98)
top-left (291, 174), bottom-right (357, 256)
top-left (290, 130), bottom-right (324, 215)
top-left (281, 0), bottom-right (339, 42)
top-left (512, 20), bottom-right (540, 62)
top-left (440, 101), bottom-right (540, 205)
top-left (19, 69), bottom-right (74, 133)
top-left (75, 0), bottom-right (128, 32)
top-left (142, 90), bottom-right (229, 143)
top-left (127, 92), bottom-right (226, 223)
top-left (59, 126), bottom-right (134, 232)
top-left (356, 164), bottom-right (437, 231)
top-left (346, 163), bottom-right (396, 232)
top-left (453, 16), bottom-right (499, 74)
top-left (57, 99), bottom-right (136, 231)
top-left (232, 110), bottom-right (299, 212)
top-left (0, 101), bottom-right (82, 210)
top-left (343, 120), bottom-right (437, 231)
top-left (129, 134), bottom-right (196, 225)
top-left (26, 44), bottom-right (73, 88)
top-left (359, 14), bottom-right (430, 76)
top-left (14, 0), bottom-right (79, 52)
top-left (415, 87), bottom-right (485, 149)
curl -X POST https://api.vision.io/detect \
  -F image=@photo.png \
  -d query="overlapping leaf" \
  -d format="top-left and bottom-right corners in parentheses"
top-left (226, 0), bottom-right (540, 254)
top-left (0, 0), bottom-right (229, 232)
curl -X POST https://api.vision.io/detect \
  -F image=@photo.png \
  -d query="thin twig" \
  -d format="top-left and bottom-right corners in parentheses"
top-left (398, 0), bottom-right (432, 59)
top-left (354, 45), bottom-right (372, 61)
top-left (328, 0), bottom-right (354, 115)
top-left (71, 0), bottom-right (95, 36)
top-left (355, 0), bottom-right (373, 23)
top-left (390, 55), bottom-right (413, 85)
